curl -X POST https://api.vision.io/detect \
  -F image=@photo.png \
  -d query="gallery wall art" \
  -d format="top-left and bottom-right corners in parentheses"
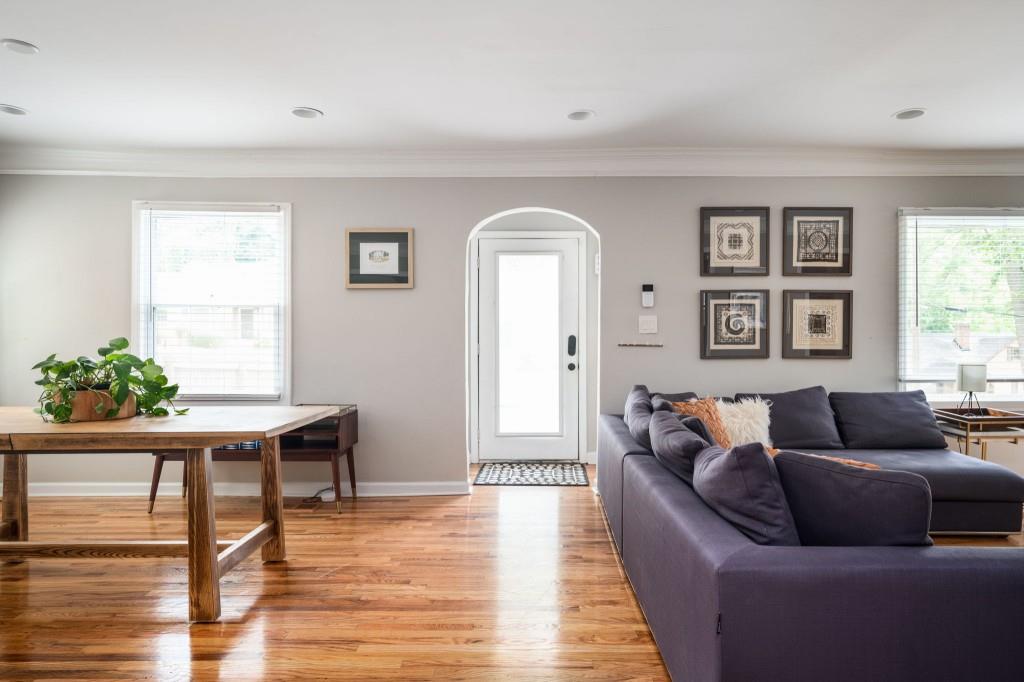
top-left (345, 227), bottom-right (415, 288)
top-left (700, 207), bottom-right (770, 276)
top-left (782, 290), bottom-right (852, 358)
top-left (782, 207), bottom-right (853, 276)
top-left (700, 289), bottom-right (770, 359)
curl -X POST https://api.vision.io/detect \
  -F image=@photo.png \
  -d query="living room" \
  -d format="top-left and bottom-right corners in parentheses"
top-left (2, 2), bottom-right (1024, 680)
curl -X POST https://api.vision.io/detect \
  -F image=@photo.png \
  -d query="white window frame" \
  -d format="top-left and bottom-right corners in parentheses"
top-left (898, 206), bottom-right (1024, 403)
top-left (130, 200), bottom-right (292, 404)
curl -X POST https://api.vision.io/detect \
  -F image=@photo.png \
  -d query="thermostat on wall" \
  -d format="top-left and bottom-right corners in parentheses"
top-left (642, 284), bottom-right (654, 308)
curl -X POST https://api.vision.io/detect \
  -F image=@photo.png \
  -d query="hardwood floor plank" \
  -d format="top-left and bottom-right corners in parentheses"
top-left (0, 466), bottom-right (668, 680)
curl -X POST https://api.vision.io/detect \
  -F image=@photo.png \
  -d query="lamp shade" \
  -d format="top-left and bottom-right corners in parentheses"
top-left (956, 363), bottom-right (987, 393)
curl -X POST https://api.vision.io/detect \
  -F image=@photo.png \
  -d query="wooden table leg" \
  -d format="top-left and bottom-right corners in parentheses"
top-left (186, 447), bottom-right (220, 622)
top-left (330, 453), bottom-right (343, 514)
top-left (260, 436), bottom-right (286, 561)
top-left (2, 454), bottom-right (28, 541)
top-left (346, 447), bottom-right (357, 499)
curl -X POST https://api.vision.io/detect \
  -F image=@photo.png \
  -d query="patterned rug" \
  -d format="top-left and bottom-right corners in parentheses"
top-left (474, 462), bottom-right (590, 487)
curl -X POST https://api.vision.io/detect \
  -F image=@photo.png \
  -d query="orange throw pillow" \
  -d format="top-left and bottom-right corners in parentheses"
top-left (771, 451), bottom-right (881, 470)
top-left (672, 398), bottom-right (732, 448)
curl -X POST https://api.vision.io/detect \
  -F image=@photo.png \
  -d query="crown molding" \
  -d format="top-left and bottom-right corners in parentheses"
top-left (2, 144), bottom-right (1024, 177)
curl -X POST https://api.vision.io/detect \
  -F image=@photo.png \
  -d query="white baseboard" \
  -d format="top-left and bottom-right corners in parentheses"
top-left (26, 480), bottom-right (471, 499)
top-left (585, 450), bottom-right (597, 464)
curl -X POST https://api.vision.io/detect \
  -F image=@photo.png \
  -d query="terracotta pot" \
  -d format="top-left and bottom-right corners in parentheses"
top-left (58, 390), bottom-right (137, 422)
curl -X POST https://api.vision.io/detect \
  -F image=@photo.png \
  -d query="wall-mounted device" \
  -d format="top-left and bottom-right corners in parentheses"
top-left (641, 283), bottom-right (654, 308)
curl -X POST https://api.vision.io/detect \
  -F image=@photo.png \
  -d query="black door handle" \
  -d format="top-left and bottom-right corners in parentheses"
top-left (567, 334), bottom-right (577, 357)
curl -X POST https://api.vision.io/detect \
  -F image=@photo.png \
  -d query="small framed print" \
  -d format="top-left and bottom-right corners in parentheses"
top-left (700, 207), bottom-right (769, 276)
top-left (783, 207), bottom-right (852, 276)
top-left (345, 228), bottom-right (414, 288)
top-left (700, 289), bottom-right (769, 359)
top-left (782, 290), bottom-right (852, 359)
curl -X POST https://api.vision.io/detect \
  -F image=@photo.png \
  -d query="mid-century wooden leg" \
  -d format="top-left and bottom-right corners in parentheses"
top-left (186, 447), bottom-right (220, 623)
top-left (148, 454), bottom-right (165, 514)
top-left (330, 453), bottom-right (343, 514)
top-left (346, 447), bottom-right (357, 499)
top-left (260, 436), bottom-right (286, 561)
top-left (181, 457), bottom-right (188, 498)
top-left (2, 454), bottom-right (28, 541)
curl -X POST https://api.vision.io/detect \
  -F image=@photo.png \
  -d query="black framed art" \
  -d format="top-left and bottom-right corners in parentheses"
top-left (700, 289), bottom-right (769, 359)
top-left (700, 207), bottom-right (770, 276)
top-left (782, 290), bottom-right (852, 358)
top-left (345, 228), bottom-right (415, 288)
top-left (782, 207), bottom-right (852, 276)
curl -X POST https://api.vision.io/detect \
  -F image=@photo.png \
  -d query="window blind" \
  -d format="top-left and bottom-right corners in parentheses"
top-left (898, 208), bottom-right (1024, 397)
top-left (135, 204), bottom-right (289, 399)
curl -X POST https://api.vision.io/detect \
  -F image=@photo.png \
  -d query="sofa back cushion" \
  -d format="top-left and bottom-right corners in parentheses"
top-left (828, 390), bottom-right (947, 449)
top-left (774, 451), bottom-right (933, 546)
top-left (624, 385), bottom-right (671, 450)
top-left (652, 391), bottom-right (698, 403)
top-left (692, 442), bottom-right (801, 546)
top-left (735, 386), bottom-right (843, 449)
top-left (649, 411), bottom-right (710, 485)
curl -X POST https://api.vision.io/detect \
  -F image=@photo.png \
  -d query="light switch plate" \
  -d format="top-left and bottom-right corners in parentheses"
top-left (638, 315), bottom-right (658, 334)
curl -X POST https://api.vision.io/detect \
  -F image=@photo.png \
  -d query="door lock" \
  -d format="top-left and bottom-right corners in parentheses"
top-left (568, 363), bottom-right (576, 371)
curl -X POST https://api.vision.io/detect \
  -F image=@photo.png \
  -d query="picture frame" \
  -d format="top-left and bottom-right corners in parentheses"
top-left (700, 289), bottom-right (770, 359)
top-left (782, 290), bottom-right (852, 358)
top-left (782, 207), bottom-right (852, 276)
top-left (345, 228), bottom-right (414, 289)
top-left (700, 207), bottom-right (770, 276)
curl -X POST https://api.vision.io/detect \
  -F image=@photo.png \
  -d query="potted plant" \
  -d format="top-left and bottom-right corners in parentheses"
top-left (33, 337), bottom-right (189, 423)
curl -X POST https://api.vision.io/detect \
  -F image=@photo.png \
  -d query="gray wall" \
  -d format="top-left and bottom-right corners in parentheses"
top-left (3, 174), bottom-right (1024, 489)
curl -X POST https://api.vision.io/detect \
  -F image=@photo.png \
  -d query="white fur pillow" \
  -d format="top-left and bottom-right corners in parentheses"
top-left (716, 398), bottom-right (772, 447)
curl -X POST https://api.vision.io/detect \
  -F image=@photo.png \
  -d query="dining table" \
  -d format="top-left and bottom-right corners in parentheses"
top-left (0, 404), bottom-right (339, 622)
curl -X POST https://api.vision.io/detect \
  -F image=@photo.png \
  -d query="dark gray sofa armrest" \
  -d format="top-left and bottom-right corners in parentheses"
top-left (597, 413), bottom-right (652, 553)
top-left (717, 545), bottom-right (1024, 682)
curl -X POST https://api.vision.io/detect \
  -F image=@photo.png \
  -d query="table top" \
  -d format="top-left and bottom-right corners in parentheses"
top-left (0, 405), bottom-right (339, 452)
top-left (938, 422), bottom-right (1024, 439)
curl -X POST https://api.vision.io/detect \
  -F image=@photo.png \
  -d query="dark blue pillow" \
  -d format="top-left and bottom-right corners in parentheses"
top-left (652, 391), bottom-right (698, 403)
top-left (735, 386), bottom-right (842, 449)
top-left (774, 451), bottom-right (933, 546)
top-left (649, 411), bottom-right (710, 485)
top-left (829, 390), bottom-right (946, 449)
top-left (624, 385), bottom-right (655, 450)
top-left (692, 442), bottom-right (801, 546)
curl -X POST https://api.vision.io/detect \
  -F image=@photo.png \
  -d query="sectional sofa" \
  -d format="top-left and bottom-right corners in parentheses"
top-left (598, 385), bottom-right (1024, 682)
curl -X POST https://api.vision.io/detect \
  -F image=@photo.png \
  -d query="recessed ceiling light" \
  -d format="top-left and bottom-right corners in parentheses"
top-left (0, 104), bottom-right (28, 115)
top-left (893, 107), bottom-right (926, 120)
top-left (2, 38), bottom-right (39, 55)
top-left (568, 109), bottom-right (596, 121)
top-left (291, 106), bottom-right (324, 119)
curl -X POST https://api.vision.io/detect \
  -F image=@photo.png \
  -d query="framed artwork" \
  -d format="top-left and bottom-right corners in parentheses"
top-left (345, 228), bottom-right (414, 288)
top-left (782, 207), bottom-right (852, 276)
top-left (700, 207), bottom-right (770, 276)
top-left (782, 290), bottom-right (852, 358)
top-left (700, 289), bottom-right (769, 359)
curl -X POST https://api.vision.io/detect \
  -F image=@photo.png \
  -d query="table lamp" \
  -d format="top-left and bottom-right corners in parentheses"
top-left (956, 363), bottom-right (987, 415)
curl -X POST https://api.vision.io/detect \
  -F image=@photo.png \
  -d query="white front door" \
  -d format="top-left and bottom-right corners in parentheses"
top-left (477, 237), bottom-right (581, 460)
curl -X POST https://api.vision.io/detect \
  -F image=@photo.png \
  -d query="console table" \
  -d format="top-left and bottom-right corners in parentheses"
top-left (148, 404), bottom-right (358, 514)
top-left (933, 407), bottom-right (1024, 460)
top-left (0, 404), bottom-right (337, 623)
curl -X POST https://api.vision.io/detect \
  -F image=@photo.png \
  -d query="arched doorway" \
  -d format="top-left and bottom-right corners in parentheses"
top-left (465, 208), bottom-right (601, 465)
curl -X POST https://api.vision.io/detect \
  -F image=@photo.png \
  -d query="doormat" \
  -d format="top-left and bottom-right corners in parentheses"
top-left (474, 461), bottom-right (590, 486)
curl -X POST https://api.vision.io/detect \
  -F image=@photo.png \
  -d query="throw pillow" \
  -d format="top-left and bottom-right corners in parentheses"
top-left (716, 397), bottom-right (772, 448)
top-left (774, 451), bottom-right (932, 546)
top-left (734, 386), bottom-right (843, 449)
top-left (828, 390), bottom-right (947, 449)
top-left (649, 411), bottom-right (710, 485)
top-left (672, 398), bottom-right (732, 448)
top-left (624, 386), bottom-right (656, 450)
top-left (692, 442), bottom-right (801, 546)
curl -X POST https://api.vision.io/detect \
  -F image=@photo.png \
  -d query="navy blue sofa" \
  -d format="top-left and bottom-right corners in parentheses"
top-left (598, 408), bottom-right (1024, 682)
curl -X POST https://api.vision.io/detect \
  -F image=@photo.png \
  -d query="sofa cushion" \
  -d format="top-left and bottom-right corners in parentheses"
top-left (678, 415), bottom-right (716, 445)
top-left (829, 390), bottom-right (947, 449)
top-left (774, 451), bottom-right (933, 546)
top-left (735, 386), bottom-right (843, 449)
top-left (673, 398), bottom-right (732, 447)
top-left (649, 411), bottom-right (710, 485)
top-left (692, 443), bottom-right (800, 546)
top-left (803, 448), bottom-right (1024, 503)
top-left (624, 385), bottom-right (656, 450)
top-left (652, 391), bottom-right (698, 403)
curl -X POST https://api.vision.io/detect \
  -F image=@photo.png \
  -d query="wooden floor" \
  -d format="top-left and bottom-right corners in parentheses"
top-left (0, 467), bottom-right (669, 681)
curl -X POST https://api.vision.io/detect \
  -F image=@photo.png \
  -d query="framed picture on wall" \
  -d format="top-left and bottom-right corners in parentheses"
top-left (700, 207), bottom-right (770, 276)
top-left (782, 290), bottom-right (852, 358)
top-left (345, 228), bottom-right (415, 288)
top-left (782, 207), bottom-right (852, 275)
top-left (700, 289), bottom-right (769, 359)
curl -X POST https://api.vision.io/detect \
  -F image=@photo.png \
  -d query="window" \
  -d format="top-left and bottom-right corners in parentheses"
top-left (133, 202), bottom-right (290, 400)
top-left (899, 208), bottom-right (1024, 399)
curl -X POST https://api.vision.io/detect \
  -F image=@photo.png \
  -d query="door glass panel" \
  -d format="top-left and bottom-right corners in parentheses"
top-left (497, 253), bottom-right (561, 434)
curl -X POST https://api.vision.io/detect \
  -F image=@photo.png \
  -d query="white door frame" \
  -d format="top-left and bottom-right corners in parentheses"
top-left (468, 230), bottom-right (588, 463)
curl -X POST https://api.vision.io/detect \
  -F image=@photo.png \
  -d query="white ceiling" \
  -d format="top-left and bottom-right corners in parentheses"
top-left (1, 0), bottom-right (1023, 169)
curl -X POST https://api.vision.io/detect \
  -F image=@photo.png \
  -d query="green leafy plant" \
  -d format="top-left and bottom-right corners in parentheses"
top-left (33, 337), bottom-right (189, 423)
